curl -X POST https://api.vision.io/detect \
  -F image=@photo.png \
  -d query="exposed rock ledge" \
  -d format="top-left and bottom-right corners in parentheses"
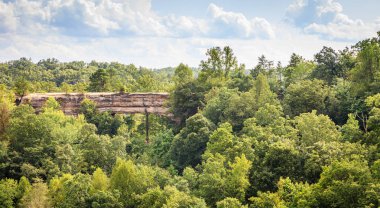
top-left (19, 92), bottom-right (170, 116)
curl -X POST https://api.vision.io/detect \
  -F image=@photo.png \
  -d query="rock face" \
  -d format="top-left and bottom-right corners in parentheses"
top-left (19, 92), bottom-right (170, 116)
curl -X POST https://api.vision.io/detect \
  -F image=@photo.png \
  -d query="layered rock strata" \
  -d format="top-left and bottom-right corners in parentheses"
top-left (19, 92), bottom-right (170, 116)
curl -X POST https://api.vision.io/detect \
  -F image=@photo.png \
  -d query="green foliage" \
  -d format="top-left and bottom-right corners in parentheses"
top-left (203, 74), bottom-right (279, 130)
top-left (225, 154), bottom-right (252, 201)
top-left (315, 160), bottom-right (374, 208)
top-left (169, 113), bottom-right (214, 171)
top-left (204, 122), bottom-right (253, 163)
top-left (197, 154), bottom-right (228, 204)
top-left (242, 106), bottom-right (297, 142)
top-left (173, 63), bottom-right (193, 86)
top-left (110, 158), bottom-right (156, 206)
top-left (341, 113), bottom-right (363, 142)
top-left (284, 79), bottom-right (329, 117)
top-left (254, 73), bottom-right (279, 108)
top-left (17, 176), bottom-right (31, 202)
top-left (196, 154), bottom-right (251, 206)
top-left (5, 105), bottom-right (88, 179)
top-left (81, 132), bottom-right (126, 173)
top-left (149, 129), bottom-right (174, 167)
top-left (204, 123), bottom-right (235, 159)
top-left (249, 139), bottom-right (303, 194)
top-left (276, 177), bottom-right (317, 208)
top-left (2, 35), bottom-right (380, 208)
top-left (254, 103), bottom-right (284, 126)
top-left (87, 190), bottom-right (122, 208)
top-left (89, 68), bottom-right (111, 92)
top-left (49, 173), bottom-right (92, 207)
top-left (163, 186), bottom-right (207, 208)
top-left (203, 88), bottom-right (235, 125)
top-left (350, 33), bottom-right (380, 96)
top-left (80, 98), bottom-right (97, 120)
top-left (249, 191), bottom-right (286, 208)
top-left (227, 65), bottom-right (253, 92)
top-left (0, 178), bottom-right (18, 208)
top-left (283, 53), bottom-right (315, 87)
top-left (311, 46), bottom-right (343, 85)
top-left (365, 93), bottom-right (380, 145)
top-left (14, 78), bottom-right (31, 97)
top-left (303, 141), bottom-right (368, 183)
top-left (0, 58), bottom-right (174, 94)
top-left (137, 186), bottom-right (167, 208)
top-left (170, 80), bottom-right (207, 126)
top-left (199, 46), bottom-right (238, 81)
top-left (0, 85), bottom-right (14, 140)
top-left (20, 180), bottom-right (50, 208)
top-left (250, 55), bottom-right (274, 78)
top-left (216, 197), bottom-right (247, 208)
top-left (7, 108), bottom-right (58, 179)
top-left (328, 79), bottom-right (361, 125)
top-left (60, 82), bottom-right (72, 94)
top-left (80, 99), bottom-right (125, 135)
top-left (138, 185), bottom-right (208, 208)
top-left (294, 111), bottom-right (341, 146)
top-left (42, 97), bottom-right (61, 112)
top-left (92, 168), bottom-right (109, 192)
top-left (371, 160), bottom-right (380, 180)
top-left (136, 73), bottom-right (160, 92)
top-left (89, 168), bottom-right (122, 208)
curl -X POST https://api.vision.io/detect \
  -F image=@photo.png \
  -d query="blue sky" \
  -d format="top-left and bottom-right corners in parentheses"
top-left (0, 0), bottom-right (379, 68)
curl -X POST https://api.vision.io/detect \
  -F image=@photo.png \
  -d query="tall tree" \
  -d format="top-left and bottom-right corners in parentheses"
top-left (250, 55), bottom-right (274, 78)
top-left (173, 63), bottom-right (193, 86)
top-left (227, 64), bottom-right (254, 92)
top-left (311, 46), bottom-right (342, 85)
top-left (0, 85), bottom-right (14, 141)
top-left (169, 113), bottom-right (214, 171)
top-left (170, 80), bottom-right (207, 126)
top-left (199, 46), bottom-right (238, 82)
top-left (350, 32), bottom-right (380, 96)
top-left (88, 68), bottom-right (110, 92)
top-left (283, 56), bottom-right (315, 87)
top-left (288, 53), bottom-right (304, 68)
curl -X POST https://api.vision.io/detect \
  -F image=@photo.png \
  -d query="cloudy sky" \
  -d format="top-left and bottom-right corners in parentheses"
top-left (0, 0), bottom-right (379, 68)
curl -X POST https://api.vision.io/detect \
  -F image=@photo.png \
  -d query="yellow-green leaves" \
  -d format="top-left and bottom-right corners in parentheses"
top-left (294, 111), bottom-right (341, 146)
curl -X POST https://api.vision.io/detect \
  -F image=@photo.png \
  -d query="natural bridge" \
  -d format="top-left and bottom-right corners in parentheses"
top-left (18, 92), bottom-right (171, 142)
top-left (19, 92), bottom-right (170, 115)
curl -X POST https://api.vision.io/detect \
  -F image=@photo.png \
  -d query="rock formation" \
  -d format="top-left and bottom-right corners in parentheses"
top-left (19, 92), bottom-right (170, 116)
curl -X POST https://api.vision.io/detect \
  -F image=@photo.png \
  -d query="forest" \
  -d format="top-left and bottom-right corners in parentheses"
top-left (0, 32), bottom-right (380, 208)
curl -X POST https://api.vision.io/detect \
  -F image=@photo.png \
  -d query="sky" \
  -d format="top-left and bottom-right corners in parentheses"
top-left (0, 0), bottom-right (379, 68)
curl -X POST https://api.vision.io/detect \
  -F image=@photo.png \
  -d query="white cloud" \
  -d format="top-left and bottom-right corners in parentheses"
top-left (0, 1), bottom-right (18, 32)
top-left (208, 3), bottom-right (275, 39)
top-left (376, 17), bottom-right (380, 25)
top-left (163, 15), bottom-right (208, 37)
top-left (0, 0), bottom-right (275, 40)
top-left (286, 0), bottom-right (379, 40)
top-left (47, 0), bottom-right (168, 36)
top-left (287, 0), bottom-right (342, 20)
top-left (287, 0), bottom-right (306, 14)
top-left (76, 1), bottom-right (121, 34)
top-left (0, 0), bottom-right (169, 36)
top-left (315, 0), bottom-right (342, 16)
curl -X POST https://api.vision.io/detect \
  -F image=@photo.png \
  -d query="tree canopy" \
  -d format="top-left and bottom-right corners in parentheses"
top-left (1, 32), bottom-right (380, 207)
